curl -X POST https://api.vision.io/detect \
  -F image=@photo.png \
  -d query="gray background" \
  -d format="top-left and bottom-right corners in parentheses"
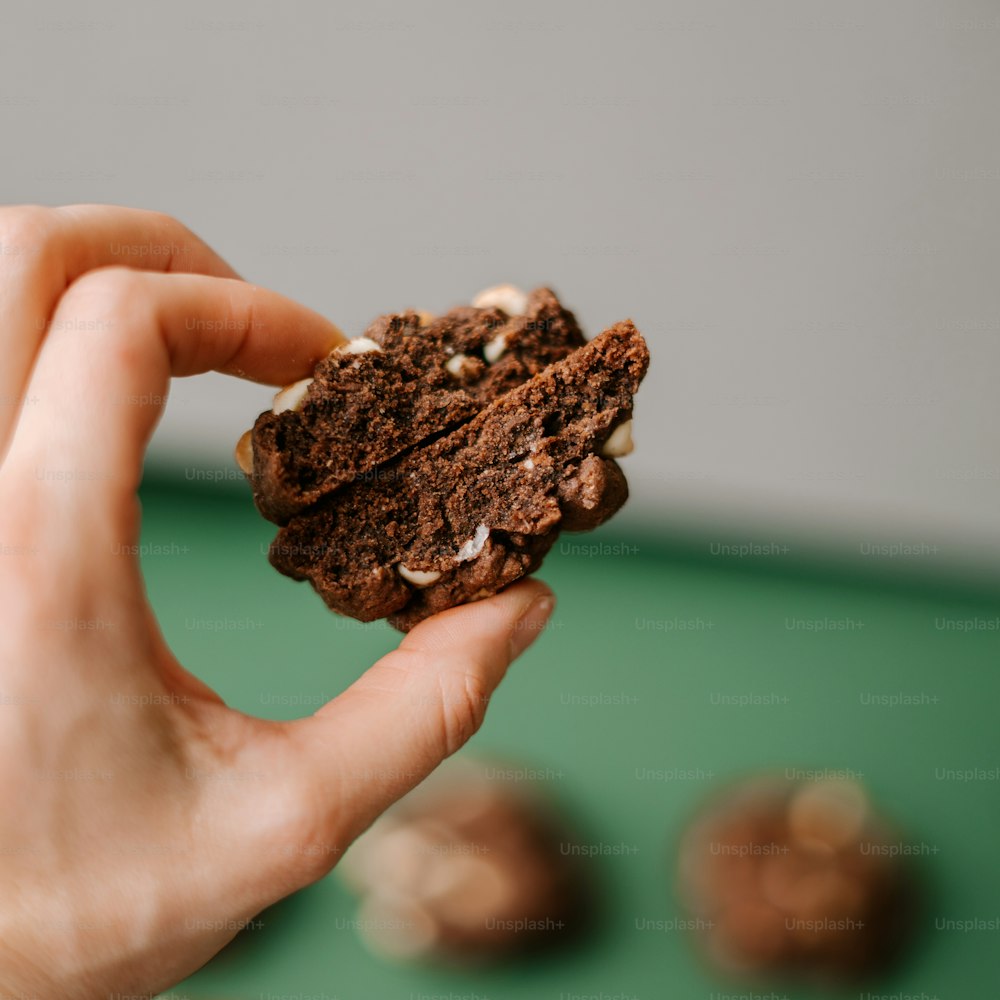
top-left (3, 0), bottom-right (1000, 568)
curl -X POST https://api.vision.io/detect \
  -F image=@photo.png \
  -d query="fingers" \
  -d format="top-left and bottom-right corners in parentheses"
top-left (0, 204), bottom-right (240, 457)
top-left (0, 267), bottom-right (345, 553)
top-left (284, 580), bottom-right (556, 854)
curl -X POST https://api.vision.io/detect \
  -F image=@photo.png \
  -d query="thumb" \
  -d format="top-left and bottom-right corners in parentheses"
top-left (289, 579), bottom-right (555, 846)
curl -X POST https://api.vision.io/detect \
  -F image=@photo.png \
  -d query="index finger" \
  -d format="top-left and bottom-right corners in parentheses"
top-left (0, 204), bottom-right (241, 455)
top-left (2, 268), bottom-right (345, 538)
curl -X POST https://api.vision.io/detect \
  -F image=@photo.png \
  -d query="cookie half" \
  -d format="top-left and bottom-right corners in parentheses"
top-left (268, 318), bottom-right (649, 630)
top-left (242, 286), bottom-right (586, 524)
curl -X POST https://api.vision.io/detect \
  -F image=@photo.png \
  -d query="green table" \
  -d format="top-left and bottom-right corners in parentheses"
top-left (137, 474), bottom-right (1000, 1000)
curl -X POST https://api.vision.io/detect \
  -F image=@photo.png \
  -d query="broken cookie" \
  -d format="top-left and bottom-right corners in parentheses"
top-left (238, 286), bottom-right (649, 630)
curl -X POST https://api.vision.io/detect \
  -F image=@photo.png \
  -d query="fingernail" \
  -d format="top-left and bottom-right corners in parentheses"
top-left (509, 593), bottom-right (555, 659)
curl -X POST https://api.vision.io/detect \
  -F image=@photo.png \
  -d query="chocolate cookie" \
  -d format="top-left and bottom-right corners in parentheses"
top-left (241, 286), bottom-right (586, 524)
top-left (237, 286), bottom-right (649, 630)
top-left (338, 758), bottom-right (592, 965)
top-left (677, 777), bottom-right (915, 984)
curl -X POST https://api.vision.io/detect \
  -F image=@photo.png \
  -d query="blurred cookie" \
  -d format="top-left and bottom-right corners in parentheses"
top-left (338, 759), bottom-right (592, 965)
top-left (677, 776), bottom-right (914, 983)
top-left (271, 318), bottom-right (646, 629)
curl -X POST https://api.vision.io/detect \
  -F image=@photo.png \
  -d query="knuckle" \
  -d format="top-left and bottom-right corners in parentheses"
top-left (59, 266), bottom-right (153, 329)
top-left (262, 778), bottom-right (340, 886)
top-left (0, 205), bottom-right (59, 264)
top-left (66, 264), bottom-right (143, 301)
top-left (435, 669), bottom-right (491, 757)
top-left (138, 207), bottom-right (180, 230)
top-left (138, 208), bottom-right (196, 252)
top-left (238, 729), bottom-right (343, 888)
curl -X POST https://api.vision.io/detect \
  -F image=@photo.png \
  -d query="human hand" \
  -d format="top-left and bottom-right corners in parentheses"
top-left (0, 205), bottom-right (554, 998)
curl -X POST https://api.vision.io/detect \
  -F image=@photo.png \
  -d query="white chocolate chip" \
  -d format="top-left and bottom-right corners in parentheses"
top-left (272, 377), bottom-right (314, 414)
top-left (397, 564), bottom-right (442, 587)
top-left (601, 419), bottom-right (634, 457)
top-left (341, 336), bottom-right (382, 355)
top-left (355, 895), bottom-right (439, 961)
top-left (522, 457), bottom-right (535, 470)
top-left (428, 856), bottom-right (515, 920)
top-left (445, 352), bottom-right (471, 378)
top-left (364, 826), bottom-right (439, 890)
top-left (788, 780), bottom-right (869, 851)
top-left (234, 430), bottom-right (254, 475)
top-left (471, 283), bottom-right (529, 317)
top-left (455, 524), bottom-right (489, 563)
top-left (483, 333), bottom-right (508, 364)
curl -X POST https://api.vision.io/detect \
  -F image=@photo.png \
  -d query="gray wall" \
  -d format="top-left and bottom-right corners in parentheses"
top-left (4, 0), bottom-right (999, 567)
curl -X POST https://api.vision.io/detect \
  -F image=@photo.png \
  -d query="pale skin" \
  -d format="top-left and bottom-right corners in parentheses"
top-left (0, 204), bottom-right (554, 998)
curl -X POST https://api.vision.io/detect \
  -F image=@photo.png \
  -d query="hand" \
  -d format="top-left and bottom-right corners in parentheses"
top-left (0, 205), bottom-right (554, 998)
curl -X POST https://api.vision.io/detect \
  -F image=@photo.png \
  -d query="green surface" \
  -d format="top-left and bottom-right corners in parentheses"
top-left (137, 476), bottom-right (1000, 1000)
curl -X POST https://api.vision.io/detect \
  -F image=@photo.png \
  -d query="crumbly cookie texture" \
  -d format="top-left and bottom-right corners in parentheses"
top-left (239, 286), bottom-right (649, 630)
top-left (244, 287), bottom-right (587, 524)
